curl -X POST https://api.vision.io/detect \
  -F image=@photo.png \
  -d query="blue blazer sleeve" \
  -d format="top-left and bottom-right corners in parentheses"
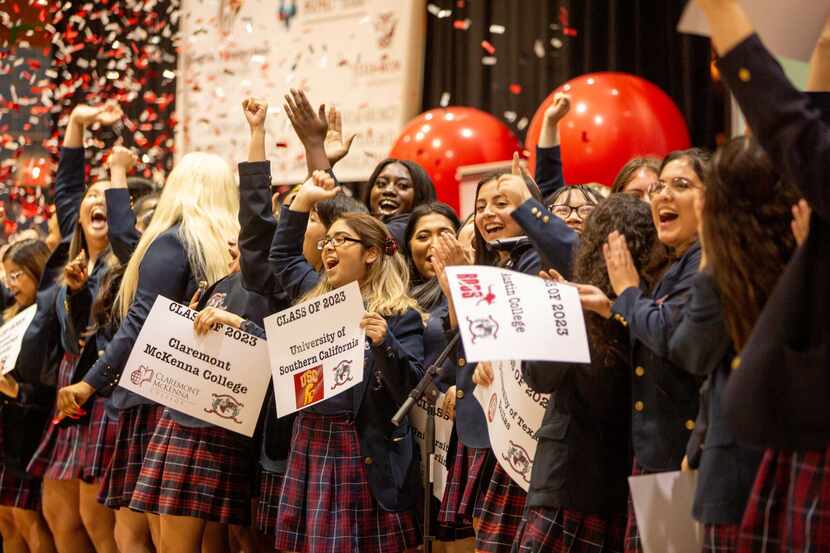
top-left (374, 309), bottom-right (425, 400)
top-left (84, 231), bottom-right (192, 390)
top-left (718, 34), bottom-right (830, 220)
top-left (669, 272), bottom-right (731, 377)
top-left (56, 284), bottom-right (93, 355)
top-left (511, 198), bottom-right (578, 278)
top-left (535, 145), bottom-right (565, 199)
top-left (105, 188), bottom-right (140, 264)
top-left (55, 147), bottom-right (86, 238)
top-left (269, 206), bottom-right (320, 302)
top-left (238, 161), bottom-right (279, 295)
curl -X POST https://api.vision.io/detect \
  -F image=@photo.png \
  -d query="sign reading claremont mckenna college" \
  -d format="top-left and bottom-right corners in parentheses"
top-left (264, 281), bottom-right (366, 418)
top-left (175, 0), bottom-right (426, 183)
top-left (444, 265), bottom-right (590, 364)
top-left (118, 296), bottom-right (272, 437)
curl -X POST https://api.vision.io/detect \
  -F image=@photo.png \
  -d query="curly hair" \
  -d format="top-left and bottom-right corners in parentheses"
top-left (703, 136), bottom-right (799, 350)
top-left (573, 194), bottom-right (667, 365)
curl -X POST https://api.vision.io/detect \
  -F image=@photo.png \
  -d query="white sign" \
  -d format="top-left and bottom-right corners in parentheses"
top-left (410, 392), bottom-right (453, 501)
top-left (118, 296), bottom-right (272, 437)
top-left (0, 304), bottom-right (36, 375)
top-left (678, 1), bottom-right (830, 62)
top-left (473, 359), bottom-right (549, 492)
top-left (264, 281), bottom-right (365, 418)
top-left (628, 470), bottom-right (704, 553)
top-left (176, 0), bottom-right (426, 183)
top-left (444, 265), bottom-right (590, 364)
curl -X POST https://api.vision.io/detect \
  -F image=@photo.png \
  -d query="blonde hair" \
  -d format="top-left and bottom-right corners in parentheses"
top-left (115, 152), bottom-right (239, 319)
top-left (299, 212), bottom-right (420, 317)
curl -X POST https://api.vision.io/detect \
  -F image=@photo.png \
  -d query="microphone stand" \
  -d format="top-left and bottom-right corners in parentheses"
top-left (391, 331), bottom-right (460, 553)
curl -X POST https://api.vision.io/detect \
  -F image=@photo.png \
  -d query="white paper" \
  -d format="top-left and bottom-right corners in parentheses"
top-left (628, 470), bottom-right (704, 553)
top-left (0, 304), bottom-right (36, 375)
top-left (118, 296), bottom-right (272, 437)
top-left (410, 392), bottom-right (453, 501)
top-left (264, 281), bottom-right (365, 418)
top-left (445, 265), bottom-right (590, 364)
top-left (473, 359), bottom-right (549, 492)
top-left (678, 1), bottom-right (830, 62)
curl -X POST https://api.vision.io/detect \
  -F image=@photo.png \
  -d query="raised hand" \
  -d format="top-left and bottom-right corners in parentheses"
top-left (603, 231), bottom-right (640, 296)
top-left (325, 105), bottom-right (356, 165)
top-left (495, 153), bottom-right (533, 213)
top-left (284, 88), bottom-right (327, 146)
top-left (242, 97), bottom-right (268, 130)
top-left (544, 92), bottom-right (571, 125)
top-left (94, 102), bottom-right (123, 126)
top-left (64, 251), bottom-right (89, 292)
top-left (107, 145), bottom-right (138, 171)
top-left (290, 170), bottom-right (339, 212)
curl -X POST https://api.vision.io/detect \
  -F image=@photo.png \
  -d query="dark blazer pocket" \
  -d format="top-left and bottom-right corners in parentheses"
top-left (532, 415), bottom-right (569, 491)
top-left (783, 343), bottom-right (829, 429)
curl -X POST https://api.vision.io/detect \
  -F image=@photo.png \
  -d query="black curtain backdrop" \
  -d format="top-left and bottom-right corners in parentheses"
top-left (422, 0), bottom-right (726, 150)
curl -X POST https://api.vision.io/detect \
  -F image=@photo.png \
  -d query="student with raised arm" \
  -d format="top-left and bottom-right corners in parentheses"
top-left (270, 169), bottom-right (424, 553)
top-left (694, 2), bottom-right (830, 550)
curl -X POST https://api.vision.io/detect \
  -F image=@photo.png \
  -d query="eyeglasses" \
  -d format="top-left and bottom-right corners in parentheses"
top-left (648, 177), bottom-right (698, 199)
top-left (550, 204), bottom-right (595, 220)
top-left (6, 271), bottom-right (23, 284)
top-left (316, 235), bottom-right (363, 251)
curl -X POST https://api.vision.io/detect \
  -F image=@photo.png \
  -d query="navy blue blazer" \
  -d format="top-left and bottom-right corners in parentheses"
top-left (511, 197), bottom-right (578, 279)
top-left (611, 242), bottom-right (703, 472)
top-left (105, 188), bottom-right (140, 265)
top-left (270, 205), bottom-right (425, 511)
top-left (718, 34), bottom-right (830, 450)
top-left (535, 145), bottom-right (565, 199)
top-left (669, 272), bottom-right (762, 524)
top-left (454, 243), bottom-right (542, 450)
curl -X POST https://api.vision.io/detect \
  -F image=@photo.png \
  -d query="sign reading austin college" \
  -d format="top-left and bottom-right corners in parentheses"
top-left (444, 265), bottom-right (591, 364)
top-left (118, 296), bottom-right (272, 437)
top-left (264, 281), bottom-right (366, 418)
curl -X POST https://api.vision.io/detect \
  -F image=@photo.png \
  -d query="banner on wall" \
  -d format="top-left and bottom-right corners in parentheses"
top-left (118, 297), bottom-right (272, 437)
top-left (473, 359), bottom-right (549, 492)
top-left (264, 281), bottom-right (366, 418)
top-left (444, 265), bottom-right (590, 364)
top-left (176, 0), bottom-right (426, 183)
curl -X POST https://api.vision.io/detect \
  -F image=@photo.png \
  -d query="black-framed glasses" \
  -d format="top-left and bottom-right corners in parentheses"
top-left (550, 204), bottom-right (595, 220)
top-left (648, 177), bottom-right (697, 199)
top-left (316, 235), bottom-right (364, 251)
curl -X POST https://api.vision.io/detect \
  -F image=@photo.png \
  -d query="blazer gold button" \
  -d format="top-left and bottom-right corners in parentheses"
top-left (685, 420), bottom-right (696, 430)
top-left (634, 401), bottom-right (644, 412)
top-left (364, 457), bottom-right (373, 465)
top-left (531, 207), bottom-right (539, 215)
top-left (542, 216), bottom-right (550, 224)
top-left (456, 389), bottom-right (465, 400)
top-left (738, 68), bottom-right (751, 82)
top-left (98, 350), bottom-right (105, 357)
top-left (458, 357), bottom-right (466, 367)
top-left (635, 366), bottom-right (645, 377)
top-left (731, 356), bottom-right (741, 370)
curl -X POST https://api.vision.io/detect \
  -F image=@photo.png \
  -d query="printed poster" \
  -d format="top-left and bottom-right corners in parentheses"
top-left (0, 304), bottom-right (36, 375)
top-left (118, 296), bottom-right (272, 437)
top-left (473, 359), bottom-right (549, 492)
top-left (264, 281), bottom-right (365, 418)
top-left (444, 265), bottom-right (590, 364)
top-left (410, 391), bottom-right (453, 501)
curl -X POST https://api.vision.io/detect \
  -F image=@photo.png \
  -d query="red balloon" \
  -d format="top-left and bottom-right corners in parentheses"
top-left (526, 72), bottom-right (691, 187)
top-left (390, 107), bottom-right (521, 211)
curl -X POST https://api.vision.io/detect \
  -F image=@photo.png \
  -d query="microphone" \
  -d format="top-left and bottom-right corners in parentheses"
top-left (391, 332), bottom-right (461, 427)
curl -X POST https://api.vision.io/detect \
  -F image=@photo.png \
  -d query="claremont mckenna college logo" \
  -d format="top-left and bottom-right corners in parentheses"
top-left (131, 365), bottom-right (154, 387)
top-left (204, 393), bottom-right (245, 424)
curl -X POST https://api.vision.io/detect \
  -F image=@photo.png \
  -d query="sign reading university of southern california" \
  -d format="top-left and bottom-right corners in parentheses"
top-left (118, 296), bottom-right (272, 437)
top-left (264, 281), bottom-right (366, 418)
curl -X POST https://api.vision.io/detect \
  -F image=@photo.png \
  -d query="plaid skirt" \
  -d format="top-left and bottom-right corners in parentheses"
top-left (511, 507), bottom-right (626, 553)
top-left (737, 447), bottom-right (830, 553)
top-left (98, 403), bottom-right (163, 508)
top-left (476, 461), bottom-right (528, 552)
top-left (256, 468), bottom-right (283, 537)
top-left (80, 396), bottom-right (118, 482)
top-left (27, 353), bottom-right (86, 481)
top-left (273, 412), bottom-right (420, 553)
top-left (0, 463), bottom-right (41, 510)
top-left (624, 458), bottom-right (646, 553)
top-left (129, 410), bottom-right (253, 525)
top-left (438, 441), bottom-right (495, 525)
top-left (703, 523), bottom-right (739, 553)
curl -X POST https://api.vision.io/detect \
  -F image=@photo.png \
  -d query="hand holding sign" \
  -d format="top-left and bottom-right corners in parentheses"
top-left (360, 312), bottom-right (388, 345)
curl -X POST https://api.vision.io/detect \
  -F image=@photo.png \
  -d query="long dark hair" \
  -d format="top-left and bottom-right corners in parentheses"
top-left (473, 172), bottom-right (543, 266)
top-left (2, 238), bottom-right (50, 319)
top-left (361, 158), bottom-right (436, 219)
top-left (703, 136), bottom-right (799, 350)
top-left (610, 156), bottom-right (661, 194)
top-left (402, 202), bottom-right (461, 311)
top-left (659, 148), bottom-right (711, 182)
top-left (573, 194), bottom-right (666, 365)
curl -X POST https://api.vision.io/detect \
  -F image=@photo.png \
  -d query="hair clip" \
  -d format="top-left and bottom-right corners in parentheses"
top-left (384, 237), bottom-right (398, 256)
